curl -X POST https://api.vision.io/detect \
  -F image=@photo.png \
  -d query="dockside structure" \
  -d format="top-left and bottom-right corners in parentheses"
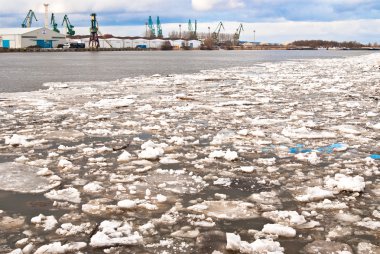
top-left (0, 27), bottom-right (66, 48)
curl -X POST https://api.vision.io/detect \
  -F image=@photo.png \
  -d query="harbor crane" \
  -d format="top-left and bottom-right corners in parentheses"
top-left (233, 23), bottom-right (244, 46)
top-left (188, 19), bottom-right (198, 40)
top-left (148, 16), bottom-right (156, 38)
top-left (62, 15), bottom-right (75, 36)
top-left (50, 13), bottom-right (60, 33)
top-left (89, 13), bottom-right (100, 48)
top-left (21, 10), bottom-right (38, 28)
top-left (156, 16), bottom-right (163, 38)
top-left (212, 21), bottom-right (225, 44)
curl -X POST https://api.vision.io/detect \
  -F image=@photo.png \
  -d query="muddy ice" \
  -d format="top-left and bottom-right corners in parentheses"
top-left (0, 53), bottom-right (379, 254)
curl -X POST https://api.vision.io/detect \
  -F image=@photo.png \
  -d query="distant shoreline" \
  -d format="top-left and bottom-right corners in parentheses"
top-left (1, 46), bottom-right (379, 53)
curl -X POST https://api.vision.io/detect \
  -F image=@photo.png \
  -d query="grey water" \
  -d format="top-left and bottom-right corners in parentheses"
top-left (0, 50), bottom-right (370, 93)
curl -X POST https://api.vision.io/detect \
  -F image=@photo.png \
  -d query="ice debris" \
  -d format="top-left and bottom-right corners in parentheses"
top-left (90, 220), bottom-right (143, 247)
top-left (226, 233), bottom-right (284, 253)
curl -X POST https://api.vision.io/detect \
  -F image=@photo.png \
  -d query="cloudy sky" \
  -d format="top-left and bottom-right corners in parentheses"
top-left (1, 0), bottom-right (380, 43)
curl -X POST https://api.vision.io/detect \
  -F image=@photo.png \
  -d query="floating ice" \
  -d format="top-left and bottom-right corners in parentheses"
top-left (117, 199), bottom-right (137, 209)
top-left (226, 233), bottom-right (284, 253)
top-left (56, 222), bottom-right (93, 236)
top-left (85, 97), bottom-right (135, 109)
top-left (44, 187), bottom-right (81, 204)
top-left (187, 201), bottom-right (259, 220)
top-left (294, 187), bottom-right (335, 202)
top-left (0, 162), bottom-right (60, 193)
top-left (34, 242), bottom-right (87, 254)
top-left (262, 224), bottom-right (296, 237)
top-left (324, 174), bottom-right (366, 192)
top-left (282, 127), bottom-right (336, 139)
top-left (83, 182), bottom-right (104, 194)
top-left (262, 210), bottom-right (307, 227)
top-left (117, 151), bottom-right (132, 162)
top-left (31, 214), bottom-right (58, 231)
top-left (90, 220), bottom-right (143, 247)
top-left (303, 240), bottom-right (353, 254)
top-left (4, 134), bottom-right (28, 146)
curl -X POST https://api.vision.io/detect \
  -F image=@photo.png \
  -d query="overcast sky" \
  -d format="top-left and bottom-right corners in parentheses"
top-left (1, 0), bottom-right (379, 43)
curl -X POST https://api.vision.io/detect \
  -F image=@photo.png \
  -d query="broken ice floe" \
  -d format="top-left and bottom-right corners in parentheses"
top-left (90, 220), bottom-right (143, 247)
top-left (0, 162), bottom-right (60, 193)
top-left (187, 201), bottom-right (259, 220)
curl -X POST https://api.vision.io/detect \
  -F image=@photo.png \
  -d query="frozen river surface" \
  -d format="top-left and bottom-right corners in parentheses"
top-left (0, 53), bottom-right (379, 253)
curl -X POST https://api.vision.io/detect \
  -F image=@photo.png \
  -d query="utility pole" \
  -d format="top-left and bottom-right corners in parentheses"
top-left (145, 22), bottom-right (148, 38)
top-left (44, 3), bottom-right (49, 29)
top-left (208, 26), bottom-right (210, 38)
top-left (179, 24), bottom-right (182, 39)
top-left (253, 30), bottom-right (256, 44)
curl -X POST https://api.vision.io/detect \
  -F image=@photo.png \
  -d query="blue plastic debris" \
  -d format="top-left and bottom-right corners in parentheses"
top-left (289, 143), bottom-right (347, 154)
top-left (370, 154), bottom-right (380, 160)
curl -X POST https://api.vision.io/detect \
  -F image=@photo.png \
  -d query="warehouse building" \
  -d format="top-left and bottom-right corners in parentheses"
top-left (0, 27), bottom-right (66, 49)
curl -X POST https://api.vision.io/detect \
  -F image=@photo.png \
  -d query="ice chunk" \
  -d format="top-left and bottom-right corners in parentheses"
top-left (0, 162), bottom-right (60, 194)
top-left (213, 178), bottom-right (232, 186)
top-left (325, 174), bottom-right (366, 192)
top-left (31, 214), bottom-right (58, 231)
top-left (44, 187), bottom-right (81, 204)
top-left (187, 201), bottom-right (259, 220)
top-left (294, 187), bottom-right (334, 202)
top-left (117, 199), bottom-right (137, 209)
top-left (4, 134), bottom-right (28, 146)
top-left (295, 152), bottom-right (320, 165)
top-left (262, 210), bottom-right (307, 227)
top-left (262, 224), bottom-right (296, 237)
top-left (83, 182), bottom-right (104, 194)
top-left (240, 166), bottom-right (255, 173)
top-left (85, 97), bottom-right (135, 109)
top-left (282, 127), bottom-right (336, 139)
top-left (56, 222), bottom-right (93, 236)
top-left (224, 149), bottom-right (238, 161)
top-left (90, 220), bottom-right (143, 247)
top-left (357, 242), bottom-right (380, 254)
top-left (117, 151), bottom-right (132, 162)
top-left (209, 150), bottom-right (225, 159)
top-left (58, 159), bottom-right (73, 168)
top-left (303, 240), bottom-right (353, 254)
top-left (226, 233), bottom-right (284, 253)
top-left (34, 242), bottom-right (86, 254)
top-left (138, 140), bottom-right (165, 160)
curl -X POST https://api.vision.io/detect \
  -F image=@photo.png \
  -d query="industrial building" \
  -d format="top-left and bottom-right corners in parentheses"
top-left (0, 27), bottom-right (66, 49)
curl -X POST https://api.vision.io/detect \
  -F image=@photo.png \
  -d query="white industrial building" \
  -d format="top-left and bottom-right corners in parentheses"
top-left (132, 38), bottom-right (149, 49)
top-left (0, 27), bottom-right (66, 49)
top-left (149, 39), bottom-right (166, 49)
top-left (188, 40), bottom-right (201, 49)
top-left (123, 39), bottom-right (133, 48)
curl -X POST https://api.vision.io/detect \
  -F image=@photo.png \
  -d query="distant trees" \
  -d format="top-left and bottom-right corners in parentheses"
top-left (290, 40), bottom-right (364, 48)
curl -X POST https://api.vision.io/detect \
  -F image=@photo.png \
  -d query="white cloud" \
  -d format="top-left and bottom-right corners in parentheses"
top-left (192, 0), bottom-right (221, 11)
top-left (191, 0), bottom-right (245, 11)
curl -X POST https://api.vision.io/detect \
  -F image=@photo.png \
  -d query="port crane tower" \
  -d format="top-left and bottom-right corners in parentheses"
top-left (50, 14), bottom-right (60, 33)
top-left (233, 23), bottom-right (244, 46)
top-left (21, 10), bottom-right (38, 28)
top-left (89, 13), bottom-right (100, 48)
top-left (188, 19), bottom-right (198, 40)
top-left (212, 21), bottom-right (225, 44)
top-left (148, 16), bottom-right (156, 38)
top-left (156, 17), bottom-right (163, 38)
top-left (62, 15), bottom-right (75, 36)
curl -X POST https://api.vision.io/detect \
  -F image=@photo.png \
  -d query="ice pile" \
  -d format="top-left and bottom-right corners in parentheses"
top-left (90, 220), bottom-right (143, 247)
